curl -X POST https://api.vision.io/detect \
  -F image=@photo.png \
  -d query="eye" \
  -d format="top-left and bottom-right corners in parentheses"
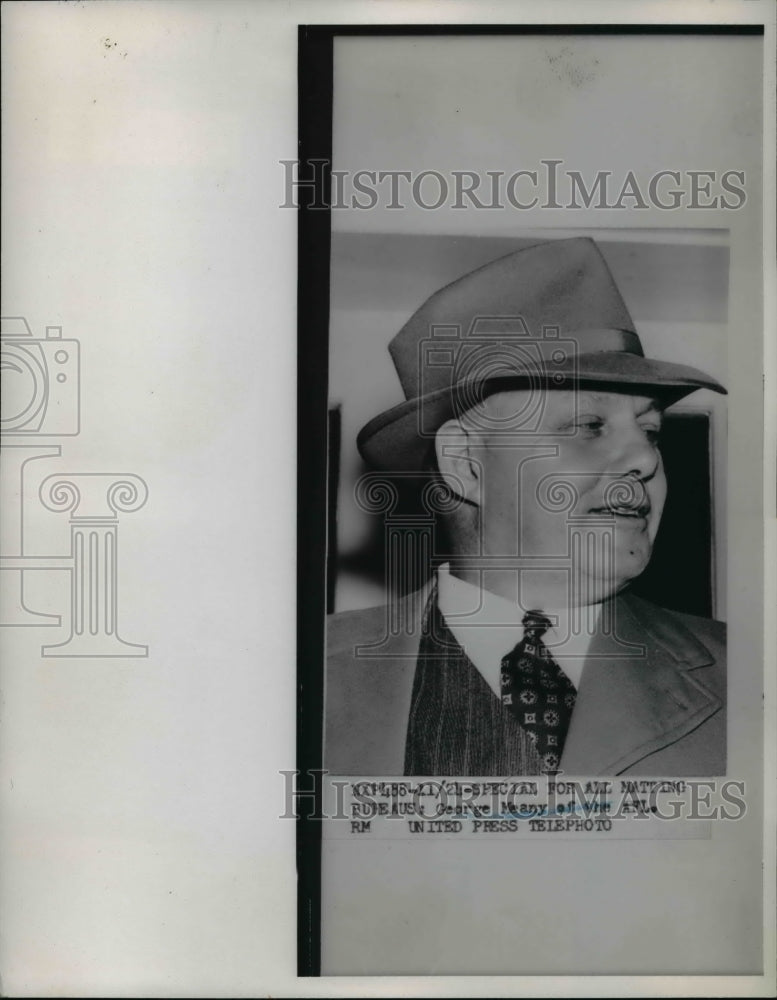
top-left (640, 424), bottom-right (662, 445)
top-left (573, 417), bottom-right (605, 437)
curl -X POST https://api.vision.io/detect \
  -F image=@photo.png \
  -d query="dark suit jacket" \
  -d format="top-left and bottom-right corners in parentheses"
top-left (324, 586), bottom-right (726, 776)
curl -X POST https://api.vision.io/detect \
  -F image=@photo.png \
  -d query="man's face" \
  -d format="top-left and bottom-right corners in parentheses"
top-left (459, 387), bottom-right (667, 607)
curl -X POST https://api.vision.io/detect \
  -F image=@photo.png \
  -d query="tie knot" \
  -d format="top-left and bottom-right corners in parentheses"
top-left (522, 609), bottom-right (552, 638)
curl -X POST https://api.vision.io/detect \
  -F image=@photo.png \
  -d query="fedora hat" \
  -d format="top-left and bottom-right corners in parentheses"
top-left (357, 237), bottom-right (726, 471)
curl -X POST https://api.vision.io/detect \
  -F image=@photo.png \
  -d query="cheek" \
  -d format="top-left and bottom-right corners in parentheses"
top-left (647, 458), bottom-right (668, 541)
top-left (552, 443), bottom-right (605, 509)
top-left (479, 456), bottom-right (518, 526)
top-left (570, 472), bottom-right (606, 512)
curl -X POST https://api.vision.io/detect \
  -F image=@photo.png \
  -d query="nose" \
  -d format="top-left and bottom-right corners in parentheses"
top-left (611, 422), bottom-right (660, 481)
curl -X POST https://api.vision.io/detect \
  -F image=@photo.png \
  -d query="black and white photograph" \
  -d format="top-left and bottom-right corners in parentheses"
top-left (298, 23), bottom-right (769, 979)
top-left (326, 230), bottom-right (728, 779)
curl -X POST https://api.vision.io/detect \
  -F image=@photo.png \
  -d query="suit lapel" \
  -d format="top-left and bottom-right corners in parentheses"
top-left (561, 594), bottom-right (722, 775)
top-left (325, 586), bottom-right (429, 775)
top-left (329, 587), bottom-right (723, 776)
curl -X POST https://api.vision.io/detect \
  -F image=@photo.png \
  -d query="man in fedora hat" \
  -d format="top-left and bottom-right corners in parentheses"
top-left (325, 237), bottom-right (726, 777)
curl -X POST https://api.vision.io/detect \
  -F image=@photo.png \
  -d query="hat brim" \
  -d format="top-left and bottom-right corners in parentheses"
top-left (357, 352), bottom-right (726, 472)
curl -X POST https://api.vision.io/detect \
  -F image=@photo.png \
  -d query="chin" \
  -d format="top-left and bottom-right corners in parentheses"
top-left (615, 532), bottom-right (653, 567)
top-left (610, 561), bottom-right (651, 594)
top-left (580, 556), bottom-right (652, 603)
top-left (577, 575), bottom-right (636, 605)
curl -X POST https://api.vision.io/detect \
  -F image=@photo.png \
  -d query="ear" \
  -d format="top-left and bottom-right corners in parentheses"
top-left (434, 418), bottom-right (481, 505)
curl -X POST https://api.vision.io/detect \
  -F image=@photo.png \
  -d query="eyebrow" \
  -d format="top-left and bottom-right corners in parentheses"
top-left (575, 391), bottom-right (662, 409)
top-left (569, 394), bottom-right (664, 419)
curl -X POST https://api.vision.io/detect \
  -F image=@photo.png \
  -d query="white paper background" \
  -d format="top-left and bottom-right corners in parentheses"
top-left (1, 1), bottom-right (774, 997)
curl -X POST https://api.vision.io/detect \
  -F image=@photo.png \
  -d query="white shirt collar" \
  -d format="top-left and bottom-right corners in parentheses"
top-left (436, 563), bottom-right (601, 695)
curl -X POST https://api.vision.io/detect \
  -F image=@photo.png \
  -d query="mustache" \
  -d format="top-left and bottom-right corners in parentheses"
top-left (589, 475), bottom-right (651, 516)
top-left (536, 472), bottom-right (656, 517)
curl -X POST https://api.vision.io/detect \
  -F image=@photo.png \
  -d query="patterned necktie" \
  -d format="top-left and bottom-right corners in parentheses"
top-left (500, 610), bottom-right (577, 772)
